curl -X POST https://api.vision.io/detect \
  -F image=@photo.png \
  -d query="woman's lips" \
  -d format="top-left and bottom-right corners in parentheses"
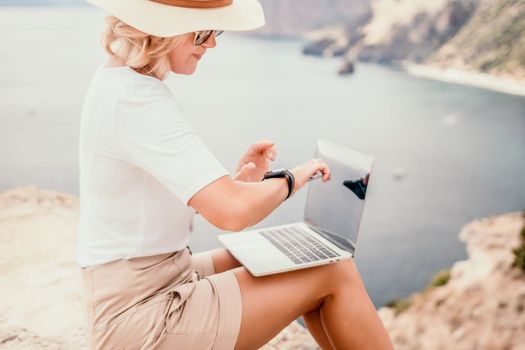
top-left (193, 54), bottom-right (203, 60)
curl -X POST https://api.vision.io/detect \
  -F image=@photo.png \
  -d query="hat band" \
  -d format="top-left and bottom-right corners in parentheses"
top-left (149, 0), bottom-right (233, 8)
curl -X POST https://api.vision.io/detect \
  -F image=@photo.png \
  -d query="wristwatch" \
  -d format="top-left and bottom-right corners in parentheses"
top-left (261, 168), bottom-right (295, 200)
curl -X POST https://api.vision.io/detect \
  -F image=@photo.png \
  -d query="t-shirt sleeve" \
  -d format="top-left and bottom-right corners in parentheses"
top-left (113, 79), bottom-right (229, 206)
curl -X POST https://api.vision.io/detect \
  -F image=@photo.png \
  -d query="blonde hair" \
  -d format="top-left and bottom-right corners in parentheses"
top-left (101, 15), bottom-right (189, 80)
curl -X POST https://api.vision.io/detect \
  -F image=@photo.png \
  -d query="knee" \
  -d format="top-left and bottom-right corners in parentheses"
top-left (323, 258), bottom-right (364, 292)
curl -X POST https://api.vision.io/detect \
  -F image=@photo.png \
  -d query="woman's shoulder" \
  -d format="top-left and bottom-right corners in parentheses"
top-left (97, 68), bottom-right (186, 120)
top-left (94, 66), bottom-right (174, 104)
top-left (127, 70), bottom-right (172, 99)
top-left (94, 65), bottom-right (167, 89)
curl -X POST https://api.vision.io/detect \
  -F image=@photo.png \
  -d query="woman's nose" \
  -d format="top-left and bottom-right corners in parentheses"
top-left (202, 32), bottom-right (217, 48)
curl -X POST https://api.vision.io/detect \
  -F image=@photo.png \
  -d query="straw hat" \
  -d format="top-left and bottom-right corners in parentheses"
top-left (86, 0), bottom-right (265, 37)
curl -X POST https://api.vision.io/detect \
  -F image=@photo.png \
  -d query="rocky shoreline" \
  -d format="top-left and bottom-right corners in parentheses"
top-left (378, 211), bottom-right (525, 350)
top-left (398, 62), bottom-right (525, 97)
top-left (1, 186), bottom-right (523, 349)
top-left (300, 0), bottom-right (525, 97)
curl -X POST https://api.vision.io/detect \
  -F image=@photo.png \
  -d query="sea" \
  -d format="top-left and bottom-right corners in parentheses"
top-left (1, 7), bottom-right (524, 310)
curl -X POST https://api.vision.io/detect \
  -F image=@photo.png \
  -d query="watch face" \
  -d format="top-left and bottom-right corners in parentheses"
top-left (264, 168), bottom-right (286, 178)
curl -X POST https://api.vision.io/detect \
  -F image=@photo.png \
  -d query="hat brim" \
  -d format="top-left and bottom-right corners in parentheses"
top-left (87, 0), bottom-right (265, 37)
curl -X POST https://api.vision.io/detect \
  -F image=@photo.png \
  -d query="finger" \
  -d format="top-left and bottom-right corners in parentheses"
top-left (309, 171), bottom-right (323, 180)
top-left (323, 171), bottom-right (330, 181)
top-left (248, 140), bottom-right (275, 155)
top-left (235, 161), bottom-right (255, 175)
top-left (242, 162), bottom-right (256, 171)
top-left (321, 165), bottom-right (331, 181)
top-left (312, 160), bottom-right (330, 181)
top-left (265, 146), bottom-right (277, 160)
top-left (235, 160), bottom-right (247, 173)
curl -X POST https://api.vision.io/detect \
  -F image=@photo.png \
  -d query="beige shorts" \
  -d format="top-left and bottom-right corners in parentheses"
top-left (80, 246), bottom-right (242, 350)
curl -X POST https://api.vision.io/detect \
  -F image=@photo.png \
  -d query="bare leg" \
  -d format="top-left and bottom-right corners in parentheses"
top-left (232, 258), bottom-right (394, 350)
top-left (210, 248), bottom-right (382, 350)
top-left (208, 247), bottom-right (242, 273)
top-left (303, 308), bottom-right (336, 350)
top-left (208, 248), bottom-right (337, 349)
top-left (319, 277), bottom-right (390, 349)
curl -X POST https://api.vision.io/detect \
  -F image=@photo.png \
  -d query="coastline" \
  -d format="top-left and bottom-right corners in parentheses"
top-left (377, 211), bottom-right (525, 349)
top-left (399, 62), bottom-right (525, 98)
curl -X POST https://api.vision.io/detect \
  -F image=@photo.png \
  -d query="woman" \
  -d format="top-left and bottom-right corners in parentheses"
top-left (78, 0), bottom-right (394, 349)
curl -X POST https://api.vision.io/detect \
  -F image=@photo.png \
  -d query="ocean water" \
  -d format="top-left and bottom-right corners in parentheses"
top-left (1, 8), bottom-right (524, 308)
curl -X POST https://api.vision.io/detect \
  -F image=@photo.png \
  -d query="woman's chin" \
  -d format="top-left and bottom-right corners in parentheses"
top-left (171, 66), bottom-right (198, 75)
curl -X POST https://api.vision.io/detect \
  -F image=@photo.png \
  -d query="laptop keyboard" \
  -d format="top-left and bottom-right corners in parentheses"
top-left (259, 226), bottom-right (340, 265)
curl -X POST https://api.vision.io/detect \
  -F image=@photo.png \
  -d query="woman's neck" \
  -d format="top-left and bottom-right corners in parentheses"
top-left (103, 57), bottom-right (126, 68)
top-left (103, 58), bottom-right (161, 80)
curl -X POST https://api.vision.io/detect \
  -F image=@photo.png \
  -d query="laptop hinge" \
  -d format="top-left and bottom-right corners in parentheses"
top-left (306, 222), bottom-right (356, 255)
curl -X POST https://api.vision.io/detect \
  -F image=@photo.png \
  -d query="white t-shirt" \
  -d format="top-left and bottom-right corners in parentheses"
top-left (76, 66), bottom-right (229, 268)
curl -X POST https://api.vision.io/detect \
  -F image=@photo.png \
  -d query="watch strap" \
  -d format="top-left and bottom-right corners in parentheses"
top-left (262, 168), bottom-right (295, 200)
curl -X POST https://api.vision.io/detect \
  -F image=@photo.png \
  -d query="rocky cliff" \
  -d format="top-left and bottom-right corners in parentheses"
top-left (354, 0), bottom-right (479, 63)
top-left (428, 0), bottom-right (525, 81)
top-left (378, 211), bottom-right (525, 350)
top-left (303, 0), bottom-right (525, 83)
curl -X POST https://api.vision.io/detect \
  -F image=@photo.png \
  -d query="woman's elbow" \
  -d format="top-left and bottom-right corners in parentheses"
top-left (192, 196), bottom-right (250, 232)
top-left (188, 176), bottom-right (252, 232)
top-left (219, 220), bottom-right (247, 232)
top-left (216, 204), bottom-right (251, 232)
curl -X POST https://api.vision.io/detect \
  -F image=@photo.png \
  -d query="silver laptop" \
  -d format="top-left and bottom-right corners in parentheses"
top-left (217, 139), bottom-right (374, 276)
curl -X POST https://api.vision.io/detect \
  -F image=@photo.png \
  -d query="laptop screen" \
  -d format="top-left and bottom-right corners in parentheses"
top-left (303, 140), bottom-right (374, 255)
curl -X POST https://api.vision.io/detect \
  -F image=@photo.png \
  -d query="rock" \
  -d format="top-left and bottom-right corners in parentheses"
top-left (0, 186), bottom-right (85, 349)
top-left (428, 0), bottom-right (525, 81)
top-left (302, 28), bottom-right (350, 58)
top-left (338, 59), bottom-right (355, 75)
top-left (302, 37), bottom-right (338, 57)
top-left (378, 212), bottom-right (525, 350)
top-left (262, 321), bottom-right (319, 350)
top-left (310, 0), bottom-right (524, 84)
top-left (356, 0), bottom-right (479, 64)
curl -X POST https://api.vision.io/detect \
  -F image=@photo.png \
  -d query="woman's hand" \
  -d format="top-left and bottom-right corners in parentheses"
top-left (290, 158), bottom-right (331, 194)
top-left (234, 139), bottom-right (277, 182)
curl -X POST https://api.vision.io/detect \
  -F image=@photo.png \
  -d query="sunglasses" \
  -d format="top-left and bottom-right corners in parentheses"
top-left (193, 30), bottom-right (224, 46)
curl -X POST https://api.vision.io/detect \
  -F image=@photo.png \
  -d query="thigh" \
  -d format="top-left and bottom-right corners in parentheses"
top-left (232, 258), bottom-right (362, 350)
top-left (190, 248), bottom-right (216, 277)
top-left (190, 247), bottom-right (242, 277)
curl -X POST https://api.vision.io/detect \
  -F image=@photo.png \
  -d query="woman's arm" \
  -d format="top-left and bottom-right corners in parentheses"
top-left (188, 159), bottom-right (331, 232)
